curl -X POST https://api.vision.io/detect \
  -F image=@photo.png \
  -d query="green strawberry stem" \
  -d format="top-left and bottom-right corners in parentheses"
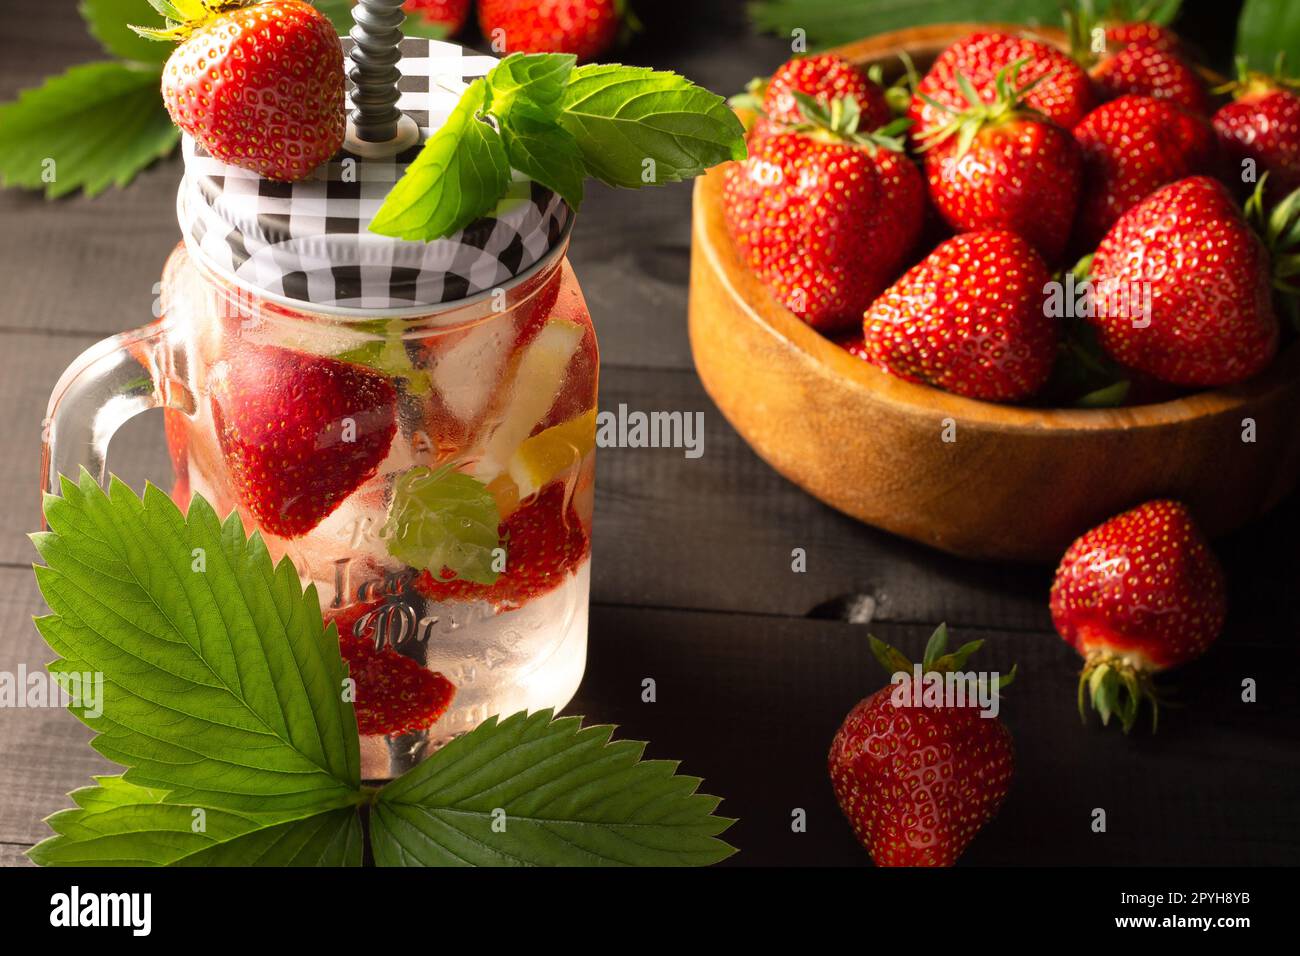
top-left (868, 624), bottom-right (1017, 689)
top-left (790, 92), bottom-right (911, 153)
top-left (130, 0), bottom-right (254, 41)
top-left (916, 58), bottom-right (1052, 155)
top-left (1078, 650), bottom-right (1161, 734)
top-left (1245, 176), bottom-right (1300, 329)
top-left (1212, 54), bottom-right (1300, 98)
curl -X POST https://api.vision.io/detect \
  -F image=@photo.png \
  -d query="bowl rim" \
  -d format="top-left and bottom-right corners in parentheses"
top-left (695, 21), bottom-right (1300, 435)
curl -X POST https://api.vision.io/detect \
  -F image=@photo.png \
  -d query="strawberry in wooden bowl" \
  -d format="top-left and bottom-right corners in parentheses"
top-left (689, 23), bottom-right (1300, 562)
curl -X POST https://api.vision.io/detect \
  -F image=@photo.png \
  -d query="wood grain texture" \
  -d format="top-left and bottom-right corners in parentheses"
top-left (689, 24), bottom-right (1300, 560)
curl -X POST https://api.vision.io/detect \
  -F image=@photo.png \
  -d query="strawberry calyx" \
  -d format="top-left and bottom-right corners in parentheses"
top-left (915, 58), bottom-right (1051, 156)
top-left (1212, 54), bottom-right (1300, 99)
top-left (869, 623), bottom-right (1018, 689)
top-left (727, 76), bottom-right (768, 114)
top-left (1245, 176), bottom-right (1300, 327)
top-left (868, 52), bottom-right (919, 116)
top-left (1064, 0), bottom-right (1171, 64)
top-left (789, 92), bottom-right (911, 154)
top-left (131, 0), bottom-right (259, 42)
top-left (1078, 648), bottom-right (1161, 734)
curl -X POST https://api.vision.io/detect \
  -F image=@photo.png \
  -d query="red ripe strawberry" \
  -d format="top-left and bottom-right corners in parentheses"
top-left (1214, 79), bottom-right (1300, 202)
top-left (478, 0), bottom-right (622, 62)
top-left (1091, 43), bottom-right (1208, 113)
top-left (722, 100), bottom-right (925, 332)
top-left (837, 334), bottom-right (871, 362)
top-left (403, 0), bottom-right (470, 35)
top-left (829, 626), bottom-right (1015, 867)
top-left (909, 31), bottom-right (1093, 138)
top-left (751, 54), bottom-right (892, 142)
top-left (1103, 21), bottom-right (1180, 54)
top-left (1072, 95), bottom-right (1214, 247)
top-left (861, 231), bottom-right (1057, 402)
top-left (1088, 176), bottom-right (1278, 387)
top-left (1051, 500), bottom-right (1226, 732)
top-left (416, 480), bottom-right (590, 608)
top-left (139, 0), bottom-right (346, 183)
top-left (210, 344), bottom-right (398, 537)
top-left (918, 62), bottom-right (1082, 262)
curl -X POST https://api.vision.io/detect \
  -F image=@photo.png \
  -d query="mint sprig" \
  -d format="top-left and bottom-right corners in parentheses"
top-left (29, 471), bottom-right (737, 866)
top-left (370, 54), bottom-right (747, 241)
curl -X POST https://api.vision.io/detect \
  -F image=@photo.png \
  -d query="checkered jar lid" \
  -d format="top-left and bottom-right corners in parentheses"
top-left (177, 37), bottom-right (573, 313)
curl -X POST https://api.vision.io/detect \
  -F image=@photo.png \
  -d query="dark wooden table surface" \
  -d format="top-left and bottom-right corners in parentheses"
top-left (1, 0), bottom-right (1296, 868)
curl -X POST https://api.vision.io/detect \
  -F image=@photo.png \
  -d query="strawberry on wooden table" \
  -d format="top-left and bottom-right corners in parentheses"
top-left (210, 344), bottom-right (398, 538)
top-left (722, 95), bottom-right (925, 332)
top-left (908, 31), bottom-right (1093, 138)
top-left (478, 0), bottom-right (624, 62)
top-left (1072, 94), bottom-right (1214, 248)
top-left (829, 625), bottom-right (1015, 867)
top-left (1051, 500), bottom-right (1226, 732)
top-left (918, 60), bottom-right (1082, 263)
top-left (861, 231), bottom-right (1057, 402)
top-left (133, 0), bottom-right (345, 182)
top-left (1087, 176), bottom-right (1279, 387)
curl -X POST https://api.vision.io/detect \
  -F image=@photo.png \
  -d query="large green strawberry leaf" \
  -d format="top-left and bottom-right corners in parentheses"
top-left (0, 62), bottom-right (178, 198)
top-left (371, 710), bottom-right (738, 866)
top-left (32, 471), bottom-right (362, 814)
top-left (79, 0), bottom-right (171, 63)
top-left (30, 776), bottom-right (363, 866)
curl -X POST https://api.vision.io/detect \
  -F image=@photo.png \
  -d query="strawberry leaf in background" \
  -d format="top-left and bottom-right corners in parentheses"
top-left (0, 62), bottom-right (178, 198)
top-left (1236, 0), bottom-right (1300, 77)
top-left (748, 0), bottom-right (1066, 48)
top-left (558, 64), bottom-right (747, 188)
top-left (383, 464), bottom-right (503, 585)
top-left (372, 710), bottom-right (738, 866)
top-left (309, 0), bottom-right (357, 35)
top-left (370, 77), bottom-right (512, 240)
top-left (79, 0), bottom-right (172, 62)
top-left (32, 472), bottom-right (362, 814)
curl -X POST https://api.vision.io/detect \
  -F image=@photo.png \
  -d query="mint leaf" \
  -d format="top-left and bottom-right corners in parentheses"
top-left (370, 78), bottom-right (512, 241)
top-left (500, 106), bottom-right (587, 209)
top-left (0, 62), bottom-right (178, 198)
top-left (383, 465), bottom-right (502, 585)
top-left (80, 0), bottom-right (171, 62)
top-left (487, 53), bottom-right (578, 124)
top-left (29, 776), bottom-right (362, 866)
top-left (372, 710), bottom-right (738, 866)
top-left (32, 471), bottom-right (361, 814)
top-left (557, 64), bottom-right (747, 189)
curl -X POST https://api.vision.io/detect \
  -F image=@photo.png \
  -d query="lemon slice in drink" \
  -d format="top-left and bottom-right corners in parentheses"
top-left (508, 408), bottom-right (597, 500)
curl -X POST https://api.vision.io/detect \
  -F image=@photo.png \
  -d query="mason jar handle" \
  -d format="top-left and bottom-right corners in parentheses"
top-left (40, 319), bottom-right (177, 503)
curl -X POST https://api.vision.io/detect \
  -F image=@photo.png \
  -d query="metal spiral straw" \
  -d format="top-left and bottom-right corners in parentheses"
top-left (349, 0), bottom-right (407, 143)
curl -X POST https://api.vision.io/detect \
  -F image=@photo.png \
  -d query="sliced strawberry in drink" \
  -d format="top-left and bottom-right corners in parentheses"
top-left (326, 601), bottom-right (457, 737)
top-left (210, 344), bottom-right (397, 538)
top-left (416, 480), bottom-right (590, 609)
top-left (163, 408), bottom-right (191, 510)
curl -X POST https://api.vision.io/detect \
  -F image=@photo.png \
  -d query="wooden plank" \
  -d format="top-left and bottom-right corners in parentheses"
top-left (4, 584), bottom-right (1294, 864)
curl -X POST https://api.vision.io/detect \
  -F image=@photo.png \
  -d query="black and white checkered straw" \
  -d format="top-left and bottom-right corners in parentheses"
top-left (176, 37), bottom-right (572, 313)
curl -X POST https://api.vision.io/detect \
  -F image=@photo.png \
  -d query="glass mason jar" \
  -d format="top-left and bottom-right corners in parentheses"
top-left (43, 232), bottom-right (596, 777)
top-left (40, 38), bottom-right (596, 778)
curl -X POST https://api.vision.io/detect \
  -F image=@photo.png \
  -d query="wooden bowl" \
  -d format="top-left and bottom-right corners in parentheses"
top-left (689, 23), bottom-right (1300, 562)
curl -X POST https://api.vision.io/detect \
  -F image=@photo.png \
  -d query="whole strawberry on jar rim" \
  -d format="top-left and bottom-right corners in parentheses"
top-left (1051, 500), bottom-right (1227, 733)
top-left (133, 0), bottom-right (347, 182)
top-left (43, 4), bottom-right (746, 778)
